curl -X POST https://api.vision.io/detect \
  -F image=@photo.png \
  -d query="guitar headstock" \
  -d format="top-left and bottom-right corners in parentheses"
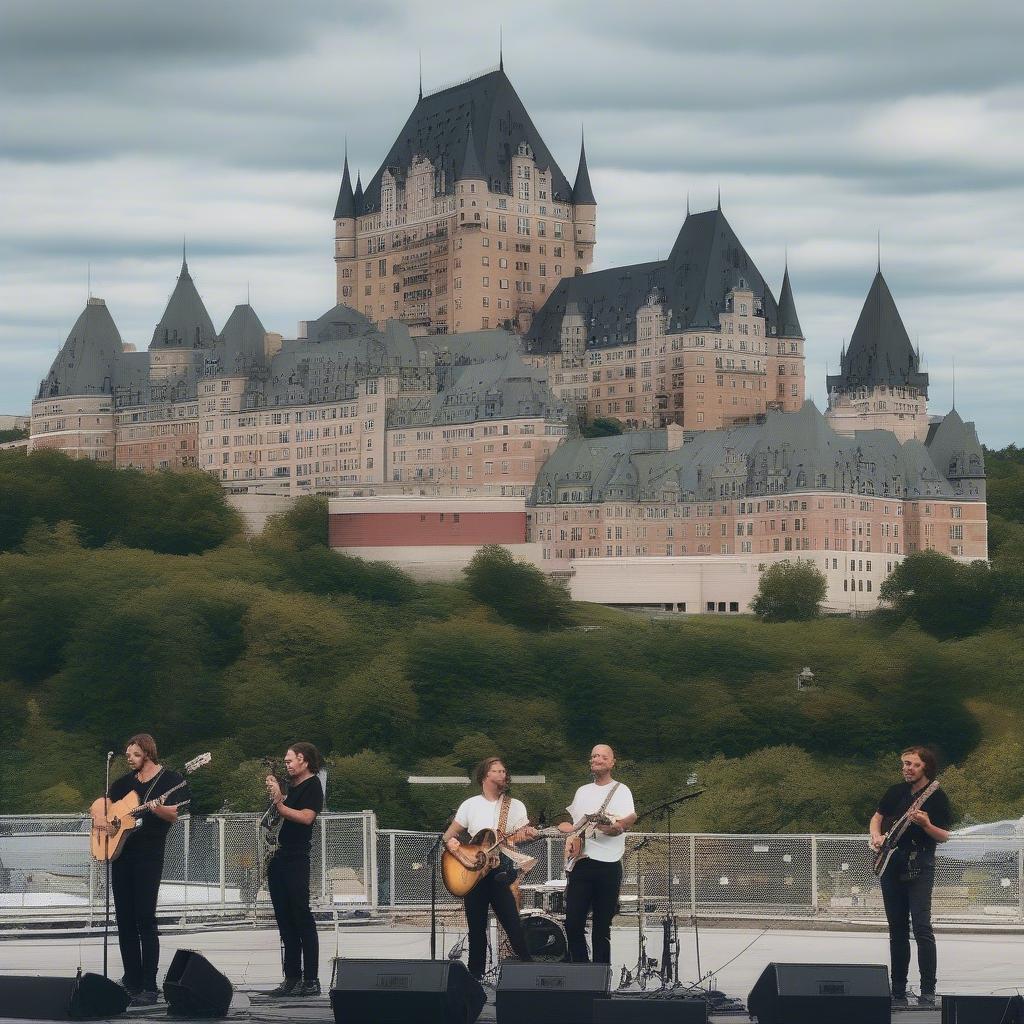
top-left (184, 753), bottom-right (212, 773)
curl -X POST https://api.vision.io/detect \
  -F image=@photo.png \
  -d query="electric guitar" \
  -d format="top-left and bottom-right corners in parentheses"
top-left (89, 753), bottom-right (211, 862)
top-left (872, 777), bottom-right (942, 877)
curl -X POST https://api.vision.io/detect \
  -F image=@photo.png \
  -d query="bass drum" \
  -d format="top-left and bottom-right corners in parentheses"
top-left (520, 911), bottom-right (568, 963)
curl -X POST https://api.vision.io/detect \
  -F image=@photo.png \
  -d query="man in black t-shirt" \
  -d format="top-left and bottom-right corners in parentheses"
top-left (869, 745), bottom-right (952, 1007)
top-left (91, 733), bottom-right (188, 1007)
top-left (265, 742), bottom-right (324, 998)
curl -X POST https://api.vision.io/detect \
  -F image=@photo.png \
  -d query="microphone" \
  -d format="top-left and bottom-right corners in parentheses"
top-left (106, 751), bottom-right (115, 762)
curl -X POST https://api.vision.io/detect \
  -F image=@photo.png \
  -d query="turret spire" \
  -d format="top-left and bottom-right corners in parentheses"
top-left (334, 151), bottom-right (355, 219)
top-left (777, 262), bottom-right (803, 339)
top-left (418, 51), bottom-right (423, 100)
top-left (572, 128), bottom-right (596, 206)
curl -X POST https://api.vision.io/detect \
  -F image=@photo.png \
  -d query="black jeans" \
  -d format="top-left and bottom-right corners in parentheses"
top-left (111, 852), bottom-right (163, 992)
top-left (565, 858), bottom-right (622, 964)
top-left (267, 852), bottom-right (319, 981)
top-left (880, 862), bottom-right (936, 995)
top-left (463, 871), bottom-right (532, 978)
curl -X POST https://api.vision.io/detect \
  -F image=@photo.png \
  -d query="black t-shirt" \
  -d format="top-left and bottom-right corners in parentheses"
top-left (877, 782), bottom-right (952, 858)
top-left (108, 768), bottom-right (189, 857)
top-left (278, 775), bottom-right (324, 855)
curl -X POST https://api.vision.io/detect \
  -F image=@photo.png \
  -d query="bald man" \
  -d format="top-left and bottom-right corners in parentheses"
top-left (559, 744), bottom-right (636, 964)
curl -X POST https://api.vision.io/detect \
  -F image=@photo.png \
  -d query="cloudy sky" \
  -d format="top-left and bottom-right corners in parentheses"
top-left (2, 1), bottom-right (1021, 444)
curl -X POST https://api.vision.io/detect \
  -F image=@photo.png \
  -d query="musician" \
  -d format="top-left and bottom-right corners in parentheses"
top-left (90, 734), bottom-right (188, 1007)
top-left (265, 743), bottom-right (325, 997)
top-left (559, 744), bottom-right (636, 965)
top-left (869, 746), bottom-right (952, 1006)
top-left (443, 757), bottom-right (537, 979)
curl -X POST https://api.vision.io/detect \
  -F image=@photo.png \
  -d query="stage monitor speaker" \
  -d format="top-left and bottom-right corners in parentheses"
top-left (496, 962), bottom-right (611, 1024)
top-left (163, 949), bottom-right (233, 1018)
top-left (593, 995), bottom-right (708, 1022)
top-left (942, 994), bottom-right (1024, 1024)
top-left (329, 959), bottom-right (485, 1024)
top-left (0, 972), bottom-right (129, 1020)
top-left (747, 962), bottom-right (890, 1024)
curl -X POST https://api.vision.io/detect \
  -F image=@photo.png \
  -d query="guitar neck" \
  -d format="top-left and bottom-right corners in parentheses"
top-left (131, 779), bottom-right (187, 817)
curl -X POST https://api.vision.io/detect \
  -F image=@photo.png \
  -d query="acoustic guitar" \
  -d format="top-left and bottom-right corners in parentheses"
top-left (872, 777), bottom-right (942, 877)
top-left (442, 822), bottom-right (565, 898)
top-left (89, 753), bottom-right (212, 862)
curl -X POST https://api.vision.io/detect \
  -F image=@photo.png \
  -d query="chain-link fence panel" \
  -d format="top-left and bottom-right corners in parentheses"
top-left (0, 815), bottom-right (95, 915)
top-left (323, 812), bottom-right (375, 907)
top-left (694, 835), bottom-right (814, 914)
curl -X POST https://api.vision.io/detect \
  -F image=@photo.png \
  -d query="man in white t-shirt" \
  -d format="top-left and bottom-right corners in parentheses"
top-left (559, 744), bottom-right (636, 964)
top-left (442, 757), bottom-right (537, 978)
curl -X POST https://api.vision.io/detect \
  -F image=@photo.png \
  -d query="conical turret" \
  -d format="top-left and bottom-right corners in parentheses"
top-left (149, 258), bottom-right (216, 351)
top-left (777, 264), bottom-right (803, 338)
top-left (457, 120), bottom-right (486, 182)
top-left (353, 173), bottom-right (364, 217)
top-left (334, 153), bottom-right (355, 220)
top-left (572, 133), bottom-right (596, 206)
top-left (38, 298), bottom-right (123, 398)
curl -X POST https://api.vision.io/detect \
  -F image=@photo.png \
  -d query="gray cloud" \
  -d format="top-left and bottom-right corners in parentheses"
top-left (2, 0), bottom-right (1021, 446)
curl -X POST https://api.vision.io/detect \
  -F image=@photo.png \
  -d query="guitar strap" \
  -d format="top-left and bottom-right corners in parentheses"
top-left (140, 768), bottom-right (165, 807)
top-left (596, 782), bottom-right (621, 817)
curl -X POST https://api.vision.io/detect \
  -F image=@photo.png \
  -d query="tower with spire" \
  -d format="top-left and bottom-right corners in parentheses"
top-left (332, 61), bottom-right (596, 335)
top-left (825, 267), bottom-right (931, 442)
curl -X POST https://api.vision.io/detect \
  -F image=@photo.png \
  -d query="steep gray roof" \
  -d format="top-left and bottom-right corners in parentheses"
top-left (218, 304), bottom-right (267, 372)
top-left (925, 409), bottom-right (985, 481)
top-left (530, 401), bottom-right (967, 506)
top-left (827, 271), bottom-right (928, 395)
top-left (776, 265), bottom-right (803, 338)
top-left (149, 260), bottom-right (217, 351)
top-left (355, 67), bottom-right (573, 214)
top-left (334, 155), bottom-right (355, 219)
top-left (526, 208), bottom-right (786, 354)
top-left (303, 303), bottom-right (374, 343)
top-left (572, 135), bottom-right (596, 206)
top-left (388, 357), bottom-right (567, 428)
top-left (38, 298), bottom-right (122, 398)
top-left (457, 120), bottom-right (485, 181)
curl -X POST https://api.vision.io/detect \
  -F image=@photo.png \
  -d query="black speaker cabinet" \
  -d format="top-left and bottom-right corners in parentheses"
top-left (329, 959), bottom-right (486, 1024)
top-left (496, 962), bottom-right (611, 1024)
top-left (942, 994), bottom-right (1024, 1024)
top-left (747, 962), bottom-right (891, 1024)
top-left (163, 949), bottom-right (233, 1018)
top-left (0, 972), bottom-right (129, 1020)
top-left (593, 995), bottom-right (709, 1022)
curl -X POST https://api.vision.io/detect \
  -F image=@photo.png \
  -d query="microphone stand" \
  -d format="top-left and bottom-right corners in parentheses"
top-left (102, 750), bottom-right (114, 978)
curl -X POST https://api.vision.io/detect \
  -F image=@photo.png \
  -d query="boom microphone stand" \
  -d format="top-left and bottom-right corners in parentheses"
top-left (102, 750), bottom-right (114, 978)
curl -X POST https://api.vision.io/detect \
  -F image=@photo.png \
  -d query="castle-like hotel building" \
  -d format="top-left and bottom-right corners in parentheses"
top-left (29, 64), bottom-right (986, 612)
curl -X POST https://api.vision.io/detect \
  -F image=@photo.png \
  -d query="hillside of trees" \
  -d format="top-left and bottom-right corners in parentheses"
top-left (1, 446), bottom-right (1022, 833)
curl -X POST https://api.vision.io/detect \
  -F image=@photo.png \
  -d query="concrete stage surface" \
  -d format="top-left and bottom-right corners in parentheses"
top-left (1, 923), bottom-right (1021, 1022)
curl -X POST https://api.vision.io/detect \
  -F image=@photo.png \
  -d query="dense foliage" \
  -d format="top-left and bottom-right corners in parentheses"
top-left (581, 417), bottom-right (625, 438)
top-left (750, 559), bottom-right (828, 621)
top-left (1, 448), bottom-right (1023, 833)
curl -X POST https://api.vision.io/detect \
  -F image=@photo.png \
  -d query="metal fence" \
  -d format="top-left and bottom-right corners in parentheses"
top-left (1, 819), bottom-right (1021, 926)
top-left (0, 812), bottom-right (377, 926)
top-left (378, 830), bottom-right (1024, 924)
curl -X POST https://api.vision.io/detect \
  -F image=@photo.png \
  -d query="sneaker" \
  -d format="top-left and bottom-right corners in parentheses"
top-left (129, 990), bottom-right (159, 1007)
top-left (268, 978), bottom-right (300, 997)
top-left (891, 990), bottom-right (909, 1007)
top-left (292, 980), bottom-right (321, 997)
top-left (119, 976), bottom-right (141, 997)
top-left (918, 991), bottom-right (937, 1006)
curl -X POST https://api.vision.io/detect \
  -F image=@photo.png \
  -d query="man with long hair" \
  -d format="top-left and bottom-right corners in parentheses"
top-left (443, 757), bottom-right (536, 979)
top-left (869, 746), bottom-right (952, 1006)
top-left (91, 734), bottom-right (188, 1006)
top-left (265, 742), bottom-right (324, 997)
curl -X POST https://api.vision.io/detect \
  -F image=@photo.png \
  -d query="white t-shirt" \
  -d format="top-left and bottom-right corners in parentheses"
top-left (454, 794), bottom-right (528, 839)
top-left (567, 780), bottom-right (635, 863)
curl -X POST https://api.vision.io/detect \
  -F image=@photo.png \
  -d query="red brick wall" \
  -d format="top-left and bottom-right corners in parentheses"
top-left (329, 511), bottom-right (527, 548)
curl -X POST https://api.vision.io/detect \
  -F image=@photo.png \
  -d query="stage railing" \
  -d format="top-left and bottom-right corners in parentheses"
top-left (0, 818), bottom-right (1020, 926)
top-left (0, 812), bottom-right (377, 926)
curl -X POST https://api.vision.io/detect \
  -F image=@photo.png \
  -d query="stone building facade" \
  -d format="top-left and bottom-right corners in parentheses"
top-left (524, 205), bottom-right (805, 431)
top-left (30, 261), bottom-right (569, 498)
top-left (526, 401), bottom-right (986, 612)
top-left (334, 65), bottom-right (595, 336)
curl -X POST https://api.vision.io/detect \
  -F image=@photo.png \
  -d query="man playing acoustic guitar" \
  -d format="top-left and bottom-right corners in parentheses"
top-left (90, 734), bottom-right (188, 1006)
top-left (869, 745), bottom-right (951, 1007)
top-left (443, 757), bottom-right (537, 979)
top-left (559, 744), bottom-right (636, 965)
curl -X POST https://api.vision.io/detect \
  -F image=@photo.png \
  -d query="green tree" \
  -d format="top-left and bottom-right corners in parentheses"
top-left (879, 550), bottom-right (998, 638)
top-left (581, 417), bottom-right (625, 438)
top-left (262, 495), bottom-right (329, 549)
top-left (750, 559), bottom-right (827, 621)
top-left (463, 545), bottom-right (570, 630)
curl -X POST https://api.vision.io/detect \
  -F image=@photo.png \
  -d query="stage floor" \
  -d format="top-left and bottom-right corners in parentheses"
top-left (2, 922), bottom-right (1018, 1022)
